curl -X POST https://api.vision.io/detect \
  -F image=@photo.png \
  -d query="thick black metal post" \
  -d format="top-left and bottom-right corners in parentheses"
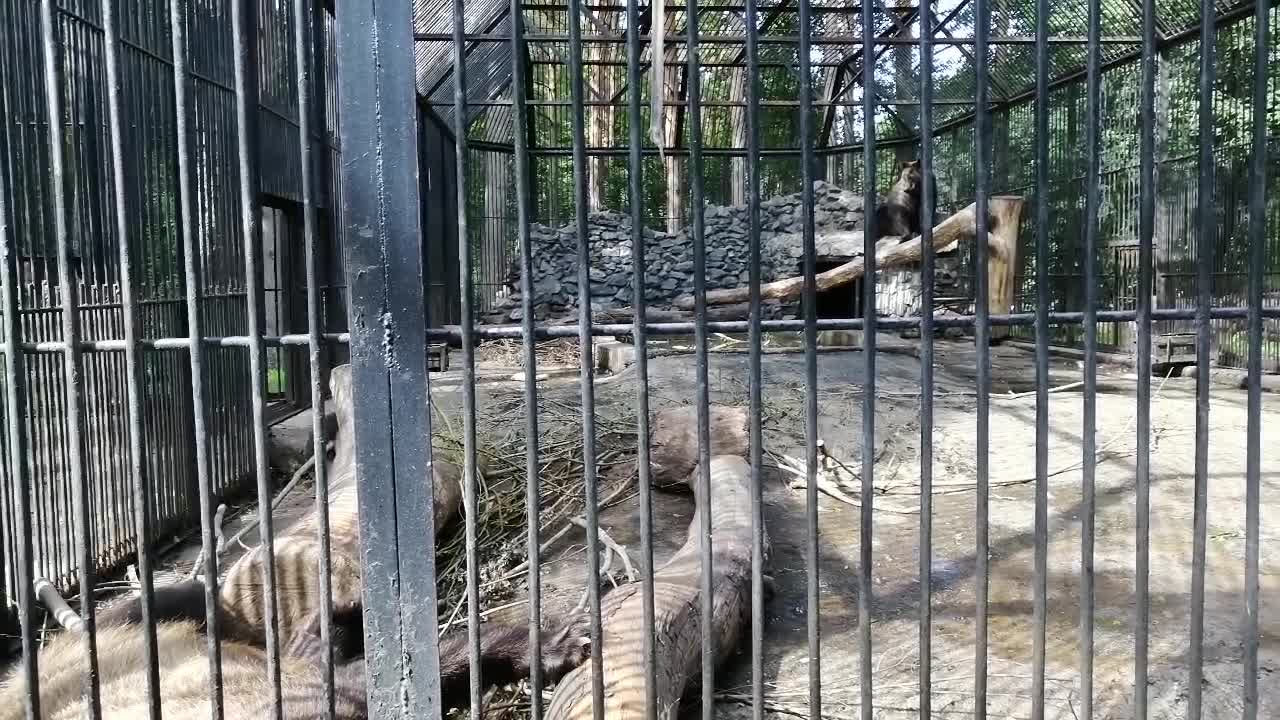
top-left (917, 6), bottom-right (935, 719)
top-left (1241, 0), bottom-right (1268, 717)
top-left (0, 66), bottom-right (42, 720)
top-left (168, 0), bottom-right (226, 711)
top-left (103, 0), bottom-right (162, 714)
top-left (293, 0), bottom-right (337, 715)
top-left (231, 0), bottom-right (285, 712)
top-left (335, 0), bottom-right (442, 715)
top-left (625, 0), bottom-right (659, 715)
top-left (744, 0), bottom-right (766, 716)
top-left (1031, 0), bottom-right (1051, 715)
top-left (972, 0), bottom-right (992, 715)
top-left (38, 0), bottom-right (102, 714)
top-left (1187, 0), bottom-right (1214, 714)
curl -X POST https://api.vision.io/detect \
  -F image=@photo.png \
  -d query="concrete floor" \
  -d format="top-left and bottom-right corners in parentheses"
top-left (457, 336), bottom-right (1279, 720)
top-left (117, 334), bottom-right (1277, 719)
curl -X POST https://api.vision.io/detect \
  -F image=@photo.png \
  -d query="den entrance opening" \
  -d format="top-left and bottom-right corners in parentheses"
top-left (802, 258), bottom-right (864, 320)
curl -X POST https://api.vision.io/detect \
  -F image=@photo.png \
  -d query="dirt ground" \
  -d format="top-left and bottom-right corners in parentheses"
top-left (441, 335), bottom-right (1278, 719)
top-left (129, 334), bottom-right (1276, 719)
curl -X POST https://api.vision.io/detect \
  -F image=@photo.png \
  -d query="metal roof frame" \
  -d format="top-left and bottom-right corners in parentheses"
top-left (413, 0), bottom-right (1260, 148)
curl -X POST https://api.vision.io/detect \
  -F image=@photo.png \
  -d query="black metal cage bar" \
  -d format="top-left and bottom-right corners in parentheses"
top-left (292, 0), bottom-right (337, 714)
top-left (744, 0), bottom-right (766, 717)
top-left (1133, 0), bottom-right (1157, 713)
top-left (168, 0), bottom-right (227, 712)
top-left (972, 1), bottom-right (992, 708)
top-left (1031, 0), bottom-right (1053, 715)
top-left (231, 0), bottom-right (285, 711)
top-left (37, 0), bottom-right (101, 713)
top-left (0, 36), bottom-right (43, 720)
top-left (916, 4), bottom-right (935, 718)
top-left (1242, 0), bottom-right (1270, 718)
top-left (101, 0), bottom-right (162, 715)
top-left (565, 0), bottom-right (607, 716)
top-left (624, 0), bottom-right (660, 716)
top-left (1188, 0), bottom-right (1218, 714)
top-left (0, 1), bottom-right (1273, 719)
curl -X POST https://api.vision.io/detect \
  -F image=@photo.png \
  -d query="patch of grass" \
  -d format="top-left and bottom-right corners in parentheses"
top-left (267, 367), bottom-right (287, 395)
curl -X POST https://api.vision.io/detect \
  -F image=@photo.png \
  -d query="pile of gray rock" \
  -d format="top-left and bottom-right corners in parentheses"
top-left (482, 181), bottom-right (888, 324)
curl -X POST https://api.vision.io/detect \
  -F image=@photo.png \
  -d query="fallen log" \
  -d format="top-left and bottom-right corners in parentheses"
top-left (546, 445), bottom-right (765, 718)
top-left (215, 363), bottom-right (463, 651)
top-left (590, 302), bottom-right (753, 325)
top-left (672, 196), bottom-right (1024, 311)
top-left (648, 405), bottom-right (749, 488)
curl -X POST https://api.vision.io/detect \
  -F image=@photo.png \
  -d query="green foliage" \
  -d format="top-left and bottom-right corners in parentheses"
top-left (460, 5), bottom-right (1279, 366)
top-left (930, 5), bottom-right (1280, 356)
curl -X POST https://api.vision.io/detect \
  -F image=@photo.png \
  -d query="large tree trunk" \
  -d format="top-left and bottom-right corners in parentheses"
top-left (663, 65), bottom-right (685, 232)
top-left (587, 4), bottom-right (618, 212)
top-left (672, 196), bottom-right (1024, 312)
top-left (727, 68), bottom-right (747, 205)
top-left (545, 416), bottom-right (762, 719)
top-left (892, 0), bottom-right (917, 152)
top-left (985, 197), bottom-right (1025, 340)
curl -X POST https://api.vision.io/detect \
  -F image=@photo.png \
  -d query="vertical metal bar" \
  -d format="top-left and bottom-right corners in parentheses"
top-left (917, 6), bottom-right (934, 719)
top-left (684, 0), bottom-right (715, 716)
top-left (564, 0), bottom-right (606, 717)
top-left (1133, 0), bottom-right (1156, 715)
top-left (507, 0), bottom-right (545, 712)
top-left (1241, 1), bottom-right (1268, 717)
top-left (856, 0), bottom-right (874, 715)
top-left (451, 0), bottom-right (484, 715)
top-left (230, 0), bottom-right (285, 710)
top-left (1187, 0), bottom-right (1214, 714)
top-left (797, 0), bottom-right (821, 715)
top-left (0, 64), bottom-right (42, 720)
top-left (38, 0), bottom-right (102, 713)
top-left (972, 0), bottom-right (991, 714)
top-left (744, 0), bottom-right (765, 715)
top-left (335, 0), bottom-right (442, 713)
top-left (624, 0), bottom-right (658, 714)
top-left (1079, 0), bottom-right (1102, 715)
top-left (1031, 0), bottom-right (1050, 714)
top-left (168, 0), bottom-right (226, 710)
top-left (293, 0), bottom-right (335, 714)
top-left (103, 0), bottom-right (162, 714)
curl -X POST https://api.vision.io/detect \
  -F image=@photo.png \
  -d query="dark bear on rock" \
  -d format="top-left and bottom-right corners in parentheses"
top-left (875, 159), bottom-right (936, 240)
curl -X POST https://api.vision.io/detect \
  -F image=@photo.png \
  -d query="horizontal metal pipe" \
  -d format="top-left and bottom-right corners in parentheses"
top-left (448, 99), bottom-right (997, 107)
top-left (415, 32), bottom-right (1143, 45)
top-left (34, 577), bottom-right (84, 633)
top-left (458, 140), bottom-right (918, 157)
top-left (1, 305), bottom-right (1274, 353)
top-left (518, 2), bottom-right (917, 12)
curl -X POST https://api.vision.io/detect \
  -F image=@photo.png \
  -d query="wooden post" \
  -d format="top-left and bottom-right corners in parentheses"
top-left (986, 195), bottom-right (1024, 341)
top-left (673, 197), bottom-right (1025, 312)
